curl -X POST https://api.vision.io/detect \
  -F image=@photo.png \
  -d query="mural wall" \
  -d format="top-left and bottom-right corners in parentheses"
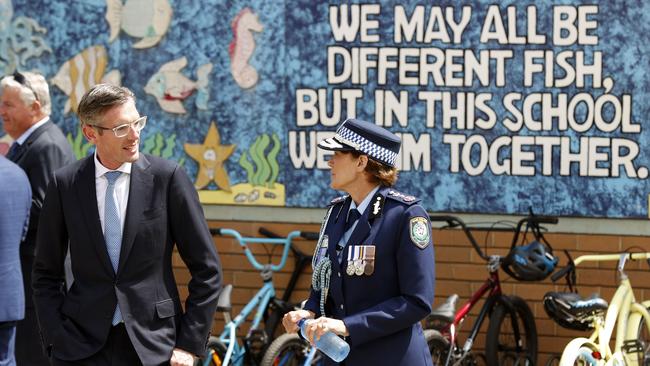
top-left (1, 0), bottom-right (649, 218)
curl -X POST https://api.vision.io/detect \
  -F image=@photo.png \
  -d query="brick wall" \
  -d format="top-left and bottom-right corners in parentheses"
top-left (173, 220), bottom-right (650, 364)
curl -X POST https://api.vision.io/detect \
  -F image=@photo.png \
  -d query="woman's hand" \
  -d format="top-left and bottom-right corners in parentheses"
top-left (282, 309), bottom-right (314, 333)
top-left (301, 316), bottom-right (348, 345)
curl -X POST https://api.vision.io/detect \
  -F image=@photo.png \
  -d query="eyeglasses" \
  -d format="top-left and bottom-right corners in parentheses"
top-left (12, 71), bottom-right (39, 102)
top-left (90, 116), bottom-right (147, 138)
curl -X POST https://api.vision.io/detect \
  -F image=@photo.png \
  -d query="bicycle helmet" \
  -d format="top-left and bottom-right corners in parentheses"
top-left (502, 240), bottom-right (558, 281)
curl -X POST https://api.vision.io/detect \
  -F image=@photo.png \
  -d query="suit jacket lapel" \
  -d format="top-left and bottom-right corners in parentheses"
top-left (343, 212), bottom-right (371, 264)
top-left (326, 198), bottom-right (351, 262)
top-left (117, 155), bottom-right (153, 275)
top-left (76, 157), bottom-right (114, 275)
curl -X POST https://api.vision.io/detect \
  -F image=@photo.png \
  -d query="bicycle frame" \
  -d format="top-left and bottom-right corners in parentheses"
top-left (559, 252), bottom-right (650, 366)
top-left (440, 260), bottom-right (520, 365)
top-left (429, 213), bottom-right (557, 365)
top-left (205, 229), bottom-right (302, 366)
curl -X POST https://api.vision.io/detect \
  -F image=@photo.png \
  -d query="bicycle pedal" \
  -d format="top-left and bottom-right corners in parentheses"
top-left (622, 339), bottom-right (644, 354)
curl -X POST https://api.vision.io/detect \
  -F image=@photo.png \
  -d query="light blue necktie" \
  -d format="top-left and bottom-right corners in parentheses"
top-left (104, 171), bottom-right (123, 325)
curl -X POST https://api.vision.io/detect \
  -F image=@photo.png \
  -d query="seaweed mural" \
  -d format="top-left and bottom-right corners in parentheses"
top-left (186, 124), bottom-right (284, 206)
top-left (66, 127), bottom-right (93, 160)
top-left (238, 133), bottom-right (280, 188)
top-left (142, 132), bottom-right (185, 166)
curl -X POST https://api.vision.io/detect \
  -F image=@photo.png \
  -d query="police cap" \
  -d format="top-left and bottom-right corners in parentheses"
top-left (317, 118), bottom-right (401, 167)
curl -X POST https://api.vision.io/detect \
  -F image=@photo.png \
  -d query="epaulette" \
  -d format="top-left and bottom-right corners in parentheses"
top-left (328, 195), bottom-right (349, 206)
top-left (386, 189), bottom-right (420, 205)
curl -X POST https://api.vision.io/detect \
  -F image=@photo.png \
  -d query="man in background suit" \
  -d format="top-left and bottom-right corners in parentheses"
top-left (33, 84), bottom-right (221, 366)
top-left (0, 71), bottom-right (75, 365)
top-left (0, 156), bottom-right (31, 366)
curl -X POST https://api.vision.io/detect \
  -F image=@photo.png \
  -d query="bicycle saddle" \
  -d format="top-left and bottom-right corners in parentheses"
top-left (543, 291), bottom-right (608, 331)
top-left (216, 284), bottom-right (233, 312)
top-left (426, 294), bottom-right (459, 327)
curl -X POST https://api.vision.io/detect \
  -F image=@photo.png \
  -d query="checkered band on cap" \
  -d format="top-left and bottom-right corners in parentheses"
top-left (335, 125), bottom-right (398, 167)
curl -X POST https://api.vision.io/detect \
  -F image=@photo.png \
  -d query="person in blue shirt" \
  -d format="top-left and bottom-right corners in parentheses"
top-left (282, 118), bottom-right (435, 365)
top-left (0, 155), bottom-right (31, 366)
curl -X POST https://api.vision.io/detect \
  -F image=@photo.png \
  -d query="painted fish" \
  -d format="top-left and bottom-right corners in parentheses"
top-left (106, 0), bottom-right (172, 49)
top-left (51, 45), bottom-right (121, 115)
top-left (144, 56), bottom-right (212, 114)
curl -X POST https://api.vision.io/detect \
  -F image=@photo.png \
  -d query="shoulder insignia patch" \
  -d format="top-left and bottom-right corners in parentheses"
top-left (409, 216), bottom-right (430, 249)
top-left (387, 190), bottom-right (420, 205)
top-left (329, 195), bottom-right (349, 206)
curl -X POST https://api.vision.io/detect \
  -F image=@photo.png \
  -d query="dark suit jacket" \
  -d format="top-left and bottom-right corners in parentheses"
top-left (305, 187), bottom-right (435, 366)
top-left (0, 156), bottom-right (31, 322)
top-left (33, 154), bottom-right (221, 365)
top-left (9, 120), bottom-right (75, 257)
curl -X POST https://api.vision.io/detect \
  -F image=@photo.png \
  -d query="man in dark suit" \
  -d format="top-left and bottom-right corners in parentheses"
top-left (0, 71), bottom-right (75, 365)
top-left (33, 84), bottom-right (222, 366)
top-left (0, 156), bottom-right (31, 366)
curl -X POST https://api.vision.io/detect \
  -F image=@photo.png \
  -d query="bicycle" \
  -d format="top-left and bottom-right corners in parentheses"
top-left (257, 228), bottom-right (324, 366)
top-left (543, 251), bottom-right (650, 366)
top-left (425, 213), bottom-right (559, 366)
top-left (198, 228), bottom-right (318, 366)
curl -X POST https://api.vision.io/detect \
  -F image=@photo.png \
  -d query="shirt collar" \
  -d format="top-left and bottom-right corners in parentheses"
top-left (94, 151), bottom-right (132, 178)
top-left (349, 185), bottom-right (380, 216)
top-left (14, 116), bottom-right (49, 145)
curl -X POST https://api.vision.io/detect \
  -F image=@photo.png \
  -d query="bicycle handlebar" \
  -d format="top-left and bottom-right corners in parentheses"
top-left (210, 228), bottom-right (307, 272)
top-left (551, 263), bottom-right (574, 282)
top-left (428, 213), bottom-right (559, 261)
top-left (258, 227), bottom-right (319, 241)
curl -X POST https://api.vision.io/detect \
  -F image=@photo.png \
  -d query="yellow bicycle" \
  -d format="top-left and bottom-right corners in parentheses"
top-left (543, 252), bottom-right (650, 366)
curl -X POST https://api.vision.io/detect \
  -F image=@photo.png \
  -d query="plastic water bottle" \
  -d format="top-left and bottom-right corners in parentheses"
top-left (298, 318), bottom-right (350, 362)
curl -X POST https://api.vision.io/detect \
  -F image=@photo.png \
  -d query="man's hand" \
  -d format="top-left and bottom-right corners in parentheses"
top-left (170, 347), bottom-right (195, 366)
top-left (282, 309), bottom-right (314, 333)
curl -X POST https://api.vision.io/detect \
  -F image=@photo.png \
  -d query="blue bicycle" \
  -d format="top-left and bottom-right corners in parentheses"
top-left (199, 228), bottom-right (319, 366)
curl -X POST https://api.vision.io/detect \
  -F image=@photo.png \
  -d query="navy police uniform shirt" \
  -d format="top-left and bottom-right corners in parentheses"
top-left (305, 186), bottom-right (435, 366)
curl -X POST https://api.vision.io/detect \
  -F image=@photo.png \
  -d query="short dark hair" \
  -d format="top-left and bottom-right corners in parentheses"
top-left (77, 84), bottom-right (135, 127)
top-left (351, 151), bottom-right (398, 187)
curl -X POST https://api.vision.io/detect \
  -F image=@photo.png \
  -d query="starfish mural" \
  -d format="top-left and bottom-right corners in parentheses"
top-left (184, 121), bottom-right (236, 191)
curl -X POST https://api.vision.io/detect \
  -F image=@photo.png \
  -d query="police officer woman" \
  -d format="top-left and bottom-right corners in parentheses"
top-left (282, 118), bottom-right (435, 365)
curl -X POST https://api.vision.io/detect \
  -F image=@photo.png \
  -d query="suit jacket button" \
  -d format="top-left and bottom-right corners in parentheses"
top-left (340, 304), bottom-right (344, 310)
top-left (338, 272), bottom-right (341, 278)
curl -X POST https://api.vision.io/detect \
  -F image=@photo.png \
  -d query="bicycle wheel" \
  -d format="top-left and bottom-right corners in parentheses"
top-left (425, 329), bottom-right (450, 365)
top-left (634, 308), bottom-right (650, 366)
top-left (485, 295), bottom-right (537, 366)
top-left (195, 336), bottom-right (227, 366)
top-left (260, 333), bottom-right (323, 366)
top-left (559, 344), bottom-right (599, 366)
top-left (544, 354), bottom-right (561, 366)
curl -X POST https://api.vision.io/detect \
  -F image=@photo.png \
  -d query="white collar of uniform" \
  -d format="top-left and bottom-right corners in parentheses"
top-left (94, 152), bottom-right (132, 178)
top-left (349, 185), bottom-right (380, 216)
top-left (14, 116), bottom-right (49, 145)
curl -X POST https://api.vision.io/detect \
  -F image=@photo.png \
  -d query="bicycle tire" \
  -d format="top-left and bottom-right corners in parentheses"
top-left (260, 333), bottom-right (323, 366)
top-left (558, 342), bottom-right (599, 366)
top-left (425, 329), bottom-right (451, 365)
top-left (634, 306), bottom-right (650, 366)
top-left (195, 336), bottom-right (227, 366)
top-left (544, 354), bottom-right (561, 366)
top-left (485, 295), bottom-right (537, 366)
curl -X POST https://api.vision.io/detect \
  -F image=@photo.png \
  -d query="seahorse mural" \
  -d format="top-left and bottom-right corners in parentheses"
top-left (228, 8), bottom-right (263, 89)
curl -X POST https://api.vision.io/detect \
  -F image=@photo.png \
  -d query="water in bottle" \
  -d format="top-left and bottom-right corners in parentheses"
top-left (298, 318), bottom-right (350, 362)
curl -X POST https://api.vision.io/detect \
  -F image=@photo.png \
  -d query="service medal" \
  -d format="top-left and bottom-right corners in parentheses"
top-left (355, 261), bottom-right (365, 276)
top-left (346, 262), bottom-right (355, 276)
